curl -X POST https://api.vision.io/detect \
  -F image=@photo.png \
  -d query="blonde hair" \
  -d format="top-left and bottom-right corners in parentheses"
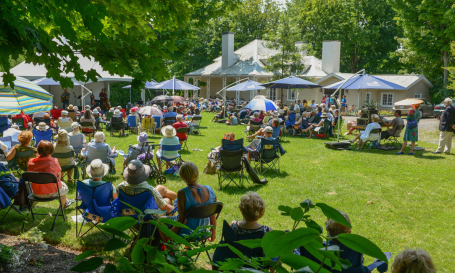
top-left (18, 130), bottom-right (33, 146)
top-left (179, 161), bottom-right (199, 185)
top-left (325, 210), bottom-right (351, 237)
top-left (239, 192), bottom-right (266, 222)
top-left (371, 114), bottom-right (379, 122)
top-left (392, 249), bottom-right (435, 273)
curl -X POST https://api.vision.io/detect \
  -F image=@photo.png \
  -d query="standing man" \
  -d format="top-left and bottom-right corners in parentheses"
top-left (433, 98), bottom-right (455, 154)
top-left (99, 88), bottom-right (107, 112)
top-left (62, 89), bottom-right (70, 110)
top-left (341, 95), bottom-right (347, 116)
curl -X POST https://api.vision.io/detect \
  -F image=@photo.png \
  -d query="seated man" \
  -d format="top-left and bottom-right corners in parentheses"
top-left (118, 160), bottom-right (176, 213)
top-left (303, 113), bottom-right (330, 138)
top-left (380, 110), bottom-right (404, 139)
top-left (351, 114), bottom-right (381, 149)
top-left (164, 106), bottom-right (177, 119)
top-left (3, 124), bottom-right (21, 143)
top-left (300, 112), bottom-right (310, 130)
top-left (83, 132), bottom-right (117, 171)
top-left (83, 159), bottom-right (118, 199)
top-left (68, 122), bottom-right (86, 144)
top-left (172, 115), bottom-right (188, 145)
top-left (246, 126), bottom-right (275, 162)
top-left (308, 109), bottom-right (320, 124)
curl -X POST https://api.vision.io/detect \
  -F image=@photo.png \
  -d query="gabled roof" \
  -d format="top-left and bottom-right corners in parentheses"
top-left (317, 73), bottom-right (434, 89)
top-left (300, 56), bottom-right (327, 78)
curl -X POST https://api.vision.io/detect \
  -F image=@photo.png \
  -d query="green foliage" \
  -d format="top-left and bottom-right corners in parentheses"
top-left (0, 244), bottom-right (16, 264)
top-left (0, 0), bottom-right (239, 89)
top-left (447, 43), bottom-right (455, 93)
top-left (294, 0), bottom-right (401, 73)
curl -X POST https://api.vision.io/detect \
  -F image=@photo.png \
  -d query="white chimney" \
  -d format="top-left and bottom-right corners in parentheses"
top-left (222, 32), bottom-right (235, 69)
top-left (322, 40), bottom-right (341, 74)
top-left (295, 41), bottom-right (308, 56)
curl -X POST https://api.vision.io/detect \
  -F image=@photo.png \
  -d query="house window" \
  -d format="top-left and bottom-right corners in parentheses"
top-left (414, 93), bottom-right (422, 98)
top-left (365, 92), bottom-right (371, 104)
top-left (287, 89), bottom-right (296, 101)
top-left (269, 89), bottom-right (277, 101)
top-left (381, 92), bottom-right (394, 107)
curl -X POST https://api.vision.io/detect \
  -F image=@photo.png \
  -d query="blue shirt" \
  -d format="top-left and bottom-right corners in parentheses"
top-left (341, 98), bottom-right (347, 106)
top-left (159, 136), bottom-right (180, 158)
top-left (317, 112), bottom-right (322, 117)
top-left (164, 112), bottom-right (177, 119)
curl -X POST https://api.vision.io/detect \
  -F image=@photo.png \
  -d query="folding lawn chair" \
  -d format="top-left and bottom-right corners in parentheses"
top-left (252, 138), bottom-right (280, 174)
top-left (69, 134), bottom-right (85, 155)
top-left (191, 116), bottom-right (202, 135)
top-left (21, 172), bottom-right (67, 231)
top-left (57, 120), bottom-right (72, 132)
top-left (80, 121), bottom-right (95, 141)
top-left (80, 145), bottom-right (114, 179)
top-left (12, 118), bottom-right (26, 130)
top-left (183, 202), bottom-right (223, 262)
top-left (52, 151), bottom-right (79, 185)
top-left (153, 115), bottom-right (162, 132)
top-left (141, 118), bottom-right (156, 135)
top-left (127, 115), bottom-right (139, 134)
top-left (32, 129), bottom-right (53, 147)
top-left (76, 181), bottom-right (113, 238)
top-left (0, 116), bottom-right (10, 136)
top-left (0, 136), bottom-right (12, 152)
top-left (164, 117), bottom-right (176, 126)
top-left (156, 144), bottom-right (182, 183)
top-left (360, 128), bottom-right (382, 151)
top-left (176, 127), bottom-right (190, 151)
top-left (34, 118), bottom-right (52, 128)
top-left (384, 125), bottom-right (404, 149)
top-left (243, 120), bottom-right (262, 136)
top-left (110, 116), bottom-right (126, 136)
top-left (217, 149), bottom-right (247, 190)
top-left (0, 184), bottom-right (23, 224)
top-left (314, 119), bottom-right (331, 139)
top-left (7, 148), bottom-right (35, 176)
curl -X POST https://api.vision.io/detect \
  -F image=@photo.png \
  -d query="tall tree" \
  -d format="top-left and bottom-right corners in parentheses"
top-left (264, 12), bottom-right (305, 79)
top-left (389, 0), bottom-right (455, 87)
top-left (295, 0), bottom-right (402, 73)
top-left (0, 0), bottom-right (238, 89)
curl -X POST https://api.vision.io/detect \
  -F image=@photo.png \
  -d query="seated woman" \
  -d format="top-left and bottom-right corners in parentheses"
top-left (303, 113), bottom-right (330, 138)
top-left (211, 106), bottom-right (225, 122)
top-left (292, 113), bottom-right (302, 136)
top-left (27, 141), bottom-right (75, 208)
top-left (249, 112), bottom-right (262, 123)
top-left (6, 131), bottom-right (37, 169)
top-left (392, 249), bottom-right (435, 273)
top-left (156, 126), bottom-right (180, 172)
top-left (226, 112), bottom-right (238, 125)
top-left (54, 129), bottom-right (76, 182)
top-left (123, 132), bottom-right (153, 168)
top-left (83, 159), bottom-right (118, 199)
top-left (160, 161), bottom-right (217, 242)
top-left (84, 132), bottom-right (117, 171)
top-left (350, 114), bottom-right (381, 149)
top-left (80, 109), bottom-right (96, 141)
top-left (212, 192), bottom-right (272, 269)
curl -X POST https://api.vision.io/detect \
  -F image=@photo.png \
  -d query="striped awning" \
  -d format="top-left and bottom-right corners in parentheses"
top-left (0, 76), bottom-right (53, 115)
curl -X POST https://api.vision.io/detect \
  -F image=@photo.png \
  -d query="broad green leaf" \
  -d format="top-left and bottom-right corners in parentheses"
top-left (337, 233), bottom-right (387, 262)
top-left (163, 263), bottom-right (180, 273)
top-left (305, 219), bottom-right (322, 233)
top-left (158, 217), bottom-right (190, 229)
top-left (227, 244), bottom-right (246, 260)
top-left (267, 228), bottom-right (320, 257)
top-left (317, 249), bottom-right (343, 267)
top-left (294, 266), bottom-right (313, 273)
top-left (281, 254), bottom-right (331, 273)
top-left (119, 200), bottom-right (143, 215)
top-left (261, 230), bottom-right (285, 257)
top-left (315, 203), bottom-right (351, 228)
top-left (74, 250), bottom-right (97, 261)
top-left (104, 217), bottom-right (137, 231)
top-left (98, 225), bottom-right (131, 240)
top-left (146, 246), bottom-right (165, 263)
top-left (300, 199), bottom-right (315, 210)
top-left (218, 259), bottom-right (245, 270)
top-left (103, 238), bottom-right (127, 252)
top-left (131, 241), bottom-right (145, 264)
top-left (70, 257), bottom-right (104, 272)
top-left (156, 223), bottom-right (191, 247)
top-left (186, 244), bottom-right (220, 257)
top-left (236, 238), bottom-right (262, 249)
top-left (340, 258), bottom-right (352, 269)
top-left (275, 265), bottom-right (290, 273)
top-left (301, 240), bottom-right (338, 270)
top-left (103, 263), bottom-right (118, 273)
top-left (290, 207), bottom-right (304, 221)
top-left (278, 205), bottom-right (292, 216)
top-left (118, 257), bottom-right (134, 271)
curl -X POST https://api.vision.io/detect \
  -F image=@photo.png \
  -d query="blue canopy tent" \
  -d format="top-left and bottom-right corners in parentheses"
top-left (149, 77), bottom-right (200, 97)
top-left (122, 80), bottom-right (158, 103)
top-left (261, 76), bottom-right (322, 89)
top-left (226, 80), bottom-right (266, 101)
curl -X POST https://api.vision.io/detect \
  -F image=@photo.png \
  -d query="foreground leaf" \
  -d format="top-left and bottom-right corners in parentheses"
top-left (337, 233), bottom-right (387, 262)
top-left (104, 238), bottom-right (127, 252)
top-left (267, 228), bottom-right (320, 257)
top-left (74, 250), bottom-right (97, 262)
top-left (290, 207), bottom-right (304, 221)
top-left (156, 223), bottom-right (191, 247)
top-left (159, 217), bottom-right (190, 229)
top-left (98, 225), bottom-right (131, 240)
top-left (281, 254), bottom-right (331, 273)
top-left (236, 238), bottom-right (262, 249)
top-left (218, 259), bottom-right (245, 270)
top-left (315, 203), bottom-right (351, 228)
top-left (104, 217), bottom-right (137, 231)
top-left (70, 257), bottom-right (104, 272)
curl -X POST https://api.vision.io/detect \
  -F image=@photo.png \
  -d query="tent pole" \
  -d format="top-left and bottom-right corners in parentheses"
top-left (130, 87), bottom-right (131, 103)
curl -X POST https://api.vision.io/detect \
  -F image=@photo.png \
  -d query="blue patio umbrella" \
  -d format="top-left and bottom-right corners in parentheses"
top-left (323, 73), bottom-right (406, 91)
top-left (244, 98), bottom-right (278, 112)
top-left (261, 76), bottom-right (322, 89)
top-left (226, 80), bottom-right (266, 91)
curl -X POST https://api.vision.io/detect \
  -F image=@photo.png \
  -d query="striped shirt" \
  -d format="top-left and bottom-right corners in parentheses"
top-left (117, 181), bottom-right (167, 208)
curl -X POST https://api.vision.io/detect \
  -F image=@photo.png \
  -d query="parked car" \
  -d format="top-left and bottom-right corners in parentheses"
top-left (434, 98), bottom-right (455, 119)
top-left (392, 98), bottom-right (434, 117)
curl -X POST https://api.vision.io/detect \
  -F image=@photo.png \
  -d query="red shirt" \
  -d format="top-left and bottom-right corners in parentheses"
top-left (50, 109), bottom-right (63, 120)
top-left (27, 156), bottom-right (62, 195)
top-left (120, 109), bottom-right (126, 118)
top-left (12, 112), bottom-right (32, 128)
top-left (172, 121), bottom-right (188, 140)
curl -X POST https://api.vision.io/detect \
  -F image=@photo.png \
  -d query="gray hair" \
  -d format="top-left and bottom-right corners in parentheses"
top-left (253, 112), bottom-right (259, 118)
top-left (168, 106), bottom-right (174, 112)
top-left (371, 114), bottom-right (379, 122)
top-left (176, 114), bottom-right (183, 121)
top-left (444, 98), bottom-right (452, 105)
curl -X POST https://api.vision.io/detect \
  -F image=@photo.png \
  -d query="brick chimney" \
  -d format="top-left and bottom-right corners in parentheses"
top-left (222, 32), bottom-right (235, 69)
top-left (322, 40), bottom-right (341, 74)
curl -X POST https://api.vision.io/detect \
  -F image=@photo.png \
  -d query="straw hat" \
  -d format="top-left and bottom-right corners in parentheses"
top-left (67, 105), bottom-right (74, 110)
top-left (137, 132), bottom-right (148, 144)
top-left (36, 122), bottom-right (49, 131)
top-left (321, 113), bottom-right (327, 118)
top-left (57, 129), bottom-right (69, 142)
top-left (85, 105), bottom-right (90, 110)
top-left (87, 159), bottom-right (109, 179)
top-left (273, 111), bottom-right (279, 117)
top-left (264, 126), bottom-right (273, 133)
top-left (123, 160), bottom-right (150, 185)
top-left (71, 122), bottom-right (80, 129)
top-left (161, 125), bottom-right (176, 137)
top-left (114, 109), bottom-right (121, 115)
top-left (62, 110), bottom-right (68, 115)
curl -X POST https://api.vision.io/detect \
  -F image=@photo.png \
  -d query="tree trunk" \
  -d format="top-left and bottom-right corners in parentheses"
top-left (443, 50), bottom-right (448, 87)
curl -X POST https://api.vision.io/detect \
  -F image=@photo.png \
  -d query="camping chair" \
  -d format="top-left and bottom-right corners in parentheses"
top-left (252, 138), bottom-right (280, 174)
top-left (80, 145), bottom-right (114, 179)
top-left (110, 116), bottom-right (126, 136)
top-left (7, 148), bottom-right (34, 176)
top-left (94, 115), bottom-right (102, 130)
top-left (285, 112), bottom-right (296, 134)
top-left (183, 202), bottom-right (223, 262)
top-left (164, 116), bottom-right (176, 126)
top-left (191, 116), bottom-right (202, 135)
top-left (69, 134), bottom-right (85, 155)
top-left (360, 128), bottom-right (382, 151)
top-left (238, 111), bottom-right (248, 123)
top-left (153, 115), bottom-right (162, 132)
top-left (0, 136), bottom-right (12, 153)
top-left (52, 151), bottom-right (79, 185)
top-left (76, 181), bottom-right (113, 238)
top-left (50, 109), bottom-right (63, 120)
top-left (21, 172), bottom-right (67, 231)
top-left (0, 186), bottom-right (23, 225)
top-left (156, 144), bottom-right (182, 175)
top-left (141, 118), bottom-right (156, 135)
top-left (213, 220), bottom-right (267, 268)
top-left (127, 115), bottom-right (139, 134)
top-left (34, 118), bottom-right (52, 128)
top-left (314, 119), bottom-right (331, 139)
top-left (0, 117), bottom-right (10, 136)
top-left (384, 125), bottom-right (404, 148)
top-left (32, 129), bottom-right (53, 147)
top-left (57, 120), bottom-right (72, 132)
top-left (243, 120), bottom-right (262, 136)
top-left (12, 118), bottom-right (26, 130)
top-left (176, 127), bottom-right (190, 151)
top-left (217, 149), bottom-right (247, 190)
top-left (67, 111), bottom-right (77, 122)
top-left (80, 121), bottom-right (95, 142)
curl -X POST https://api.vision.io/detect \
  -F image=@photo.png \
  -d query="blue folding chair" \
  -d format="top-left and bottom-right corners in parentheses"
top-left (127, 115), bottom-right (138, 134)
top-left (76, 181), bottom-right (113, 238)
top-left (69, 134), bottom-right (85, 155)
top-left (0, 185), bottom-right (23, 224)
top-left (156, 144), bottom-right (181, 173)
top-left (252, 138), bottom-right (281, 174)
top-left (115, 189), bottom-right (159, 221)
top-left (81, 145), bottom-right (114, 178)
top-left (152, 116), bottom-right (162, 131)
top-left (32, 129), bottom-right (53, 147)
top-left (0, 136), bottom-right (12, 152)
top-left (0, 117), bottom-right (10, 135)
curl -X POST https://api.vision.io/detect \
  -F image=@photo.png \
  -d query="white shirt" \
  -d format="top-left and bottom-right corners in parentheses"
top-left (3, 128), bottom-right (20, 142)
top-left (294, 105), bottom-right (300, 112)
top-left (310, 103), bottom-right (317, 109)
top-left (360, 122), bottom-right (381, 142)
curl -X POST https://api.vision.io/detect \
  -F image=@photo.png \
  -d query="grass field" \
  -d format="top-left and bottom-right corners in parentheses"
top-left (1, 112), bottom-right (454, 272)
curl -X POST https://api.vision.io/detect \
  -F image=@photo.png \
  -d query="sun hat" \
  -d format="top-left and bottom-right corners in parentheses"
top-left (264, 126), bottom-right (273, 133)
top-left (71, 122), bottom-right (80, 129)
top-left (117, 106), bottom-right (122, 109)
top-left (85, 105), bottom-right (90, 109)
top-left (137, 132), bottom-right (148, 144)
top-left (114, 109), bottom-right (121, 115)
top-left (279, 109), bottom-right (284, 114)
top-left (131, 108), bottom-right (136, 113)
top-left (123, 160), bottom-right (150, 185)
top-left (37, 122), bottom-right (49, 131)
top-left (87, 159), bottom-right (109, 179)
top-left (109, 107), bottom-right (115, 112)
top-left (93, 109), bottom-right (99, 114)
top-left (61, 110), bottom-right (68, 115)
top-left (161, 125), bottom-right (176, 137)
top-left (273, 111), bottom-right (279, 117)
top-left (311, 109), bottom-right (317, 113)
top-left (321, 113), bottom-right (327, 118)
top-left (57, 129), bottom-right (69, 142)
top-left (74, 106), bottom-right (79, 111)
top-left (67, 104), bottom-right (74, 110)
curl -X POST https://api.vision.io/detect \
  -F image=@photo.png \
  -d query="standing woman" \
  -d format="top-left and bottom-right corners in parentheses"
top-left (397, 103), bottom-right (421, 155)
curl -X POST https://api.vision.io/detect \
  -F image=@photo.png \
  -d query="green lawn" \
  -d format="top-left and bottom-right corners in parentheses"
top-left (1, 112), bottom-right (454, 272)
